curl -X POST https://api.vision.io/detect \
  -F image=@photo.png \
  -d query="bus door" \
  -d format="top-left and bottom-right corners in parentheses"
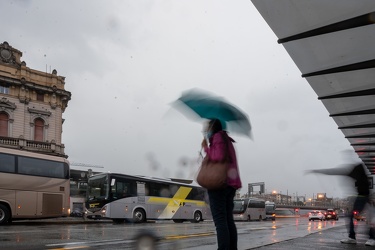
top-left (137, 182), bottom-right (145, 204)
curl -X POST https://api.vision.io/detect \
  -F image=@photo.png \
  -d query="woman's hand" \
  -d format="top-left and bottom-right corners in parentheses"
top-left (201, 138), bottom-right (208, 149)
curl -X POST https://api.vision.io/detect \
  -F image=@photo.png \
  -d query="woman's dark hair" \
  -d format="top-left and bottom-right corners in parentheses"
top-left (208, 119), bottom-right (223, 134)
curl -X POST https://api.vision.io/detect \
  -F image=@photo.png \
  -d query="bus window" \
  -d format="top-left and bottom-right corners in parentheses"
top-left (18, 156), bottom-right (68, 179)
top-left (109, 178), bottom-right (137, 199)
top-left (0, 153), bottom-right (15, 173)
top-left (250, 199), bottom-right (265, 208)
top-left (87, 175), bottom-right (108, 200)
top-left (148, 182), bottom-right (170, 197)
top-left (112, 181), bottom-right (128, 199)
top-left (170, 185), bottom-right (178, 197)
top-left (233, 200), bottom-right (246, 213)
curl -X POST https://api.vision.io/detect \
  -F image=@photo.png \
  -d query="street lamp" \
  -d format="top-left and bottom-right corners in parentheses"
top-left (280, 191), bottom-right (282, 203)
top-left (293, 193), bottom-right (295, 205)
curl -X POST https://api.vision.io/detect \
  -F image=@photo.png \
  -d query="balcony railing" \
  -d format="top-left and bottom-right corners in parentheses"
top-left (0, 136), bottom-right (66, 157)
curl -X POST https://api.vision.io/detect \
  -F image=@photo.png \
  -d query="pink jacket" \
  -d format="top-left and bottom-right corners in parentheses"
top-left (203, 131), bottom-right (242, 189)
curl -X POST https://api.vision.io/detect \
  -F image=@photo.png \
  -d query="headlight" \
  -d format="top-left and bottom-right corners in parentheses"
top-left (101, 205), bottom-right (108, 215)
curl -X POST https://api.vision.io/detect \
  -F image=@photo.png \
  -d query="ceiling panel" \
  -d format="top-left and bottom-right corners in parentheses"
top-left (252, 0), bottom-right (375, 174)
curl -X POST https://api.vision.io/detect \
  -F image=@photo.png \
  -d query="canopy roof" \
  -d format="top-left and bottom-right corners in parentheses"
top-left (252, 0), bottom-right (375, 174)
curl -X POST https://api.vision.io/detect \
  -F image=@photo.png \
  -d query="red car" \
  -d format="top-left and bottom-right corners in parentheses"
top-left (353, 210), bottom-right (366, 221)
top-left (324, 209), bottom-right (338, 221)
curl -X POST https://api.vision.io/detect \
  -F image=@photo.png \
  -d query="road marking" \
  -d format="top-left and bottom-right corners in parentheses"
top-left (46, 239), bottom-right (133, 249)
top-left (49, 247), bottom-right (88, 250)
top-left (164, 232), bottom-right (215, 240)
top-left (46, 232), bottom-right (216, 249)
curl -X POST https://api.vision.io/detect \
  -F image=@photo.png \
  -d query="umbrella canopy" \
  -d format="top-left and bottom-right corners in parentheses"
top-left (173, 89), bottom-right (251, 137)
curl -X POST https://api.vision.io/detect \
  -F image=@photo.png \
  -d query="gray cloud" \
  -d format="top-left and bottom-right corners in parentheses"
top-left (0, 0), bottom-right (354, 198)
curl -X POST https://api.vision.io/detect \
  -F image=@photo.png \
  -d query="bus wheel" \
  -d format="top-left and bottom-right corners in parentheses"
top-left (0, 204), bottom-right (11, 225)
top-left (133, 208), bottom-right (146, 223)
top-left (259, 215), bottom-right (262, 221)
top-left (190, 211), bottom-right (202, 223)
top-left (247, 215), bottom-right (251, 221)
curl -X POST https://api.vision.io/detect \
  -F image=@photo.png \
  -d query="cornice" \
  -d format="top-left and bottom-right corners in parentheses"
top-left (27, 107), bottom-right (52, 116)
top-left (0, 75), bottom-right (71, 100)
top-left (0, 97), bottom-right (16, 110)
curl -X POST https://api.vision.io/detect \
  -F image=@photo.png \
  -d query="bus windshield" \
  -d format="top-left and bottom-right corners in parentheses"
top-left (87, 174), bottom-right (109, 200)
top-left (266, 204), bottom-right (276, 213)
top-left (233, 200), bottom-right (246, 213)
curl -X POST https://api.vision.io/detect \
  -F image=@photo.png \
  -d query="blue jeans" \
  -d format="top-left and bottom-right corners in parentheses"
top-left (208, 186), bottom-right (237, 250)
top-left (349, 195), bottom-right (370, 239)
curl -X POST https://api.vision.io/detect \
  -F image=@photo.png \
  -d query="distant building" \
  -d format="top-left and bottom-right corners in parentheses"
top-left (0, 41), bottom-right (71, 157)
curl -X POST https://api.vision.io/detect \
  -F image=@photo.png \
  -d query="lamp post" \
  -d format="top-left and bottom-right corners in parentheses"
top-left (296, 192), bottom-right (298, 204)
top-left (293, 193), bottom-right (295, 205)
top-left (272, 190), bottom-right (277, 203)
top-left (280, 191), bottom-right (282, 204)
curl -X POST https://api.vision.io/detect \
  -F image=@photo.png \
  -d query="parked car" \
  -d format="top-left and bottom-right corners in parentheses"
top-left (353, 210), bottom-right (366, 221)
top-left (308, 210), bottom-right (325, 221)
top-left (324, 209), bottom-right (338, 221)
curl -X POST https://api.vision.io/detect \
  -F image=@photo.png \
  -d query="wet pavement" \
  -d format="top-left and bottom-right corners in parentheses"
top-left (11, 217), bottom-right (375, 249)
top-left (253, 224), bottom-right (374, 249)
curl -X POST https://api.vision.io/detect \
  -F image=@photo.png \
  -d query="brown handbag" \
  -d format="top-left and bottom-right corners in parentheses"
top-left (196, 157), bottom-right (228, 190)
top-left (196, 133), bottom-right (230, 190)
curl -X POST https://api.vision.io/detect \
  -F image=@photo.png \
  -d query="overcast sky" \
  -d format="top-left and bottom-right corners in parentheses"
top-left (1, 0), bottom-right (359, 198)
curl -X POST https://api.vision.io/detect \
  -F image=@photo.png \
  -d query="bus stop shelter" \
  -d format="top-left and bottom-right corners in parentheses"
top-left (251, 0), bottom-right (375, 174)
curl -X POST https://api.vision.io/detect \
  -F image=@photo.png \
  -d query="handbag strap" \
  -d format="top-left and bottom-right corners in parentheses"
top-left (220, 132), bottom-right (231, 163)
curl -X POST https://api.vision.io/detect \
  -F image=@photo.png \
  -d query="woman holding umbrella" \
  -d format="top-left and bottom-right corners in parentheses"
top-left (201, 119), bottom-right (242, 250)
top-left (173, 89), bottom-right (249, 249)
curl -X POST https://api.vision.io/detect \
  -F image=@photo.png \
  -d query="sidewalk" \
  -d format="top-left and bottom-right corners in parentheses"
top-left (252, 225), bottom-right (373, 249)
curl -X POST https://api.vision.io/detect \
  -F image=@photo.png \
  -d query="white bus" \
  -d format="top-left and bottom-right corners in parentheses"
top-left (233, 198), bottom-right (266, 221)
top-left (0, 147), bottom-right (70, 224)
top-left (85, 173), bottom-right (212, 223)
top-left (265, 201), bottom-right (276, 221)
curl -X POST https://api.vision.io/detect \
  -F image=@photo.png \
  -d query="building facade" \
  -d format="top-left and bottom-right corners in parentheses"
top-left (0, 41), bottom-right (71, 157)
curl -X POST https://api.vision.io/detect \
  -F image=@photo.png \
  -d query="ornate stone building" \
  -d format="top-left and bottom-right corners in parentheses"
top-left (0, 41), bottom-right (71, 157)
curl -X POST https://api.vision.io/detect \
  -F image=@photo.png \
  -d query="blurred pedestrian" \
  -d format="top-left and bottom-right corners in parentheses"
top-left (201, 119), bottom-right (242, 250)
top-left (306, 163), bottom-right (375, 246)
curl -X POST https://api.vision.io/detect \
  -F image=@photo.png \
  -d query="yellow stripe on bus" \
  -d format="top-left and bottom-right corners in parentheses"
top-left (148, 186), bottom-right (192, 219)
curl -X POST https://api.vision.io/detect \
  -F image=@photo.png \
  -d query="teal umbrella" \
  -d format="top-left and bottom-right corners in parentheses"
top-left (173, 88), bottom-right (251, 137)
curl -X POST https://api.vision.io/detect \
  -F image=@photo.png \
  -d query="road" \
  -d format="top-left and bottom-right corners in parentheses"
top-left (0, 217), bottom-right (348, 249)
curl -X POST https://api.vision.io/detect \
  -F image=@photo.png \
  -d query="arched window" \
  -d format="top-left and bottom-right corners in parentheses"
top-left (0, 112), bottom-right (9, 137)
top-left (34, 118), bottom-right (44, 141)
